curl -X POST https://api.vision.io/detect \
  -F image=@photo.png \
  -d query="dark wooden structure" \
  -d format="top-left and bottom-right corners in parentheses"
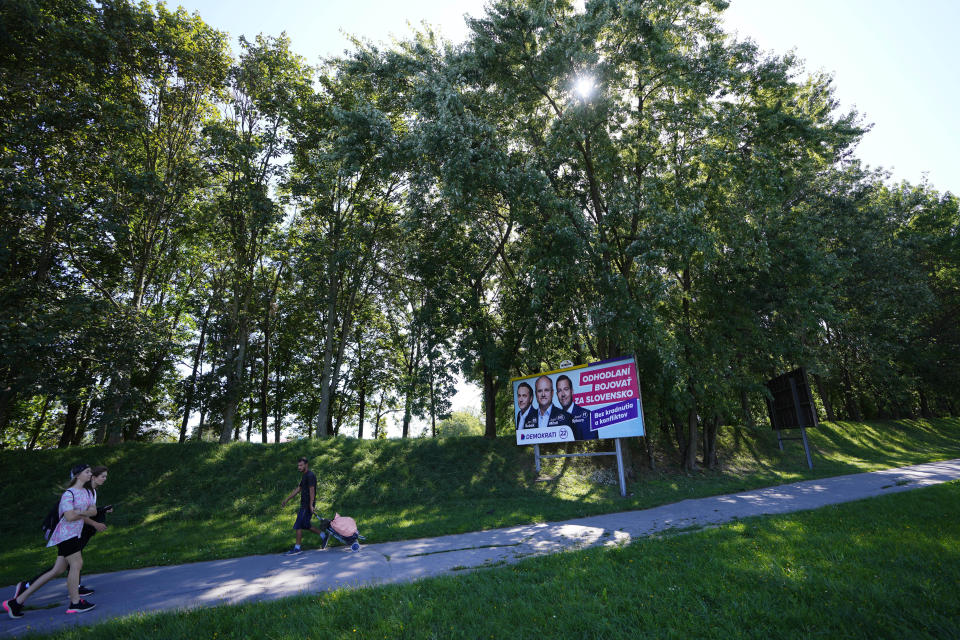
top-left (765, 368), bottom-right (818, 468)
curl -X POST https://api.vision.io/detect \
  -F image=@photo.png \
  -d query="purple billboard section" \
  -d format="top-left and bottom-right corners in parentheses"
top-left (589, 399), bottom-right (638, 432)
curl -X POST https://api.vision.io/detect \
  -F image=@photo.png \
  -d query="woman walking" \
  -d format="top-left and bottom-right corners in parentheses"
top-left (3, 464), bottom-right (99, 618)
top-left (11, 466), bottom-right (112, 600)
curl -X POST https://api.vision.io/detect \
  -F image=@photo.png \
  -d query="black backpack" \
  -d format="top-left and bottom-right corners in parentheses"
top-left (41, 490), bottom-right (73, 542)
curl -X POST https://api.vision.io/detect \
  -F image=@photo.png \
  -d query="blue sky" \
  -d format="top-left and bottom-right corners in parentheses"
top-left (172, 0), bottom-right (959, 195)
top-left (170, 0), bottom-right (959, 424)
top-left (723, 0), bottom-right (959, 196)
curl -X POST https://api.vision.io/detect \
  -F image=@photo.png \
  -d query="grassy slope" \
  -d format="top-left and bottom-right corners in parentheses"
top-left (0, 417), bottom-right (958, 586)
top-left (24, 479), bottom-right (960, 639)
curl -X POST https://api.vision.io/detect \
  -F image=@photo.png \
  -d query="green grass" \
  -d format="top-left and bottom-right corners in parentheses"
top-left (1, 417), bottom-right (958, 586)
top-left (22, 479), bottom-right (960, 639)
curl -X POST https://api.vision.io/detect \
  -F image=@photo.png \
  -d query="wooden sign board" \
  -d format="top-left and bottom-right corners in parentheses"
top-left (765, 368), bottom-right (818, 430)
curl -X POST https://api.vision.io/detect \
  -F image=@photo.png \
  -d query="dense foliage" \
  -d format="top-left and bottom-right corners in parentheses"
top-left (2, 0), bottom-right (957, 469)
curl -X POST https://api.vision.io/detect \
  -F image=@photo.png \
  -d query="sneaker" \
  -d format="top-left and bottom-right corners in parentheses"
top-left (78, 585), bottom-right (94, 596)
top-left (3, 598), bottom-right (24, 619)
top-left (65, 599), bottom-right (96, 614)
top-left (283, 546), bottom-right (302, 556)
top-left (319, 532), bottom-right (329, 550)
top-left (13, 582), bottom-right (28, 599)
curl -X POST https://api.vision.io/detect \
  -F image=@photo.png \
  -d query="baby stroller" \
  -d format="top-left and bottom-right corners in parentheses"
top-left (315, 512), bottom-right (364, 552)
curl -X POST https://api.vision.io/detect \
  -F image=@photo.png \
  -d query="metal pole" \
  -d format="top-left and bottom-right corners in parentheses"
top-left (800, 426), bottom-right (813, 469)
top-left (790, 373), bottom-right (814, 469)
top-left (540, 451), bottom-right (618, 460)
top-left (614, 438), bottom-right (627, 497)
top-left (802, 368), bottom-right (821, 428)
top-left (534, 443), bottom-right (541, 472)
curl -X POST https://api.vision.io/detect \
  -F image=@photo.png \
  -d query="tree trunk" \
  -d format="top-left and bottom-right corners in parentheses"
top-left (703, 415), bottom-right (719, 469)
top-left (60, 358), bottom-right (91, 446)
top-left (316, 315), bottom-right (354, 439)
top-left (221, 263), bottom-right (254, 443)
top-left (58, 400), bottom-right (81, 449)
top-left (812, 373), bottom-right (836, 422)
top-left (105, 373), bottom-right (132, 445)
top-left (260, 266), bottom-right (282, 444)
top-left (316, 267), bottom-right (342, 438)
top-left (273, 374), bottom-right (284, 443)
top-left (71, 399), bottom-right (92, 447)
top-left (233, 402), bottom-right (242, 441)
top-left (122, 416), bottom-right (139, 442)
top-left (245, 358), bottom-right (257, 441)
top-left (259, 356), bottom-right (270, 443)
top-left (428, 353), bottom-right (437, 438)
top-left (918, 387), bottom-right (933, 419)
top-left (401, 390), bottom-right (413, 438)
top-left (739, 388), bottom-right (755, 428)
top-left (670, 413), bottom-right (687, 461)
top-left (27, 396), bottom-right (51, 450)
top-left (194, 395), bottom-right (207, 441)
top-left (220, 313), bottom-right (250, 443)
top-left (401, 333), bottom-right (421, 439)
top-left (684, 402), bottom-right (698, 471)
top-left (482, 364), bottom-right (498, 439)
top-left (356, 380), bottom-right (366, 440)
top-left (94, 412), bottom-right (107, 445)
top-left (304, 395), bottom-right (318, 439)
top-left (681, 266), bottom-right (698, 471)
top-left (872, 389), bottom-right (888, 419)
top-left (180, 294), bottom-right (212, 443)
top-left (841, 367), bottom-right (862, 421)
top-left (644, 432), bottom-right (656, 471)
top-left (372, 391), bottom-right (386, 439)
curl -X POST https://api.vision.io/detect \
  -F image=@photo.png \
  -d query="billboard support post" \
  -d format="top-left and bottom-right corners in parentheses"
top-left (534, 444), bottom-right (541, 472)
top-left (800, 426), bottom-right (813, 469)
top-left (789, 374), bottom-right (814, 470)
top-left (614, 438), bottom-right (627, 497)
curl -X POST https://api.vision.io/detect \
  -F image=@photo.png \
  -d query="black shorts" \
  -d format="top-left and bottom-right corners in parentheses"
top-left (80, 523), bottom-right (97, 550)
top-left (293, 507), bottom-right (314, 530)
top-left (56, 537), bottom-right (83, 557)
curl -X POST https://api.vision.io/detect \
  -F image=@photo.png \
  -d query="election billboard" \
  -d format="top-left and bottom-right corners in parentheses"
top-left (512, 356), bottom-right (646, 445)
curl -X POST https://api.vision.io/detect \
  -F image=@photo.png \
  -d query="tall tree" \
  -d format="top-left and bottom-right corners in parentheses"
top-left (70, 2), bottom-right (230, 443)
top-left (206, 34), bottom-right (310, 443)
top-left (1, 0), bottom-right (230, 443)
top-left (459, 0), bottom-right (865, 463)
top-left (0, 0), bottom-right (112, 434)
top-left (285, 52), bottom-right (406, 437)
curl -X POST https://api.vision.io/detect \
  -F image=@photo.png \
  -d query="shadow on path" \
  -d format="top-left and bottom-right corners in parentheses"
top-left (3, 459), bottom-right (959, 638)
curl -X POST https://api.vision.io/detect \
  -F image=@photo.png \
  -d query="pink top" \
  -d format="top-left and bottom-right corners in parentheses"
top-left (47, 488), bottom-right (96, 547)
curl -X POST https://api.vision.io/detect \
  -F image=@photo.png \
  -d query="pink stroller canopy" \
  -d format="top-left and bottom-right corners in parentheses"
top-left (330, 513), bottom-right (358, 537)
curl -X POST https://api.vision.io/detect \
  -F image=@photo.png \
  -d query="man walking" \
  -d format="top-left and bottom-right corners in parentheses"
top-left (280, 457), bottom-right (328, 555)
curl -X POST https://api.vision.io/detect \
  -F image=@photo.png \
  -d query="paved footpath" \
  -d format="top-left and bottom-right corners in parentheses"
top-left (3, 459), bottom-right (960, 638)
